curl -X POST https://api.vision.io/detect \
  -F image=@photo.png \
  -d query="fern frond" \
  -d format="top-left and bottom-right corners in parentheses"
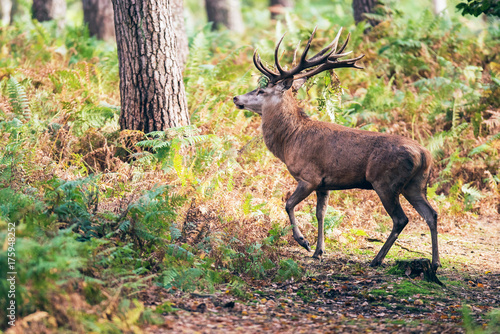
top-left (72, 103), bottom-right (119, 136)
top-left (426, 132), bottom-right (446, 158)
top-left (469, 143), bottom-right (491, 156)
top-left (7, 77), bottom-right (31, 120)
top-left (484, 110), bottom-right (500, 130)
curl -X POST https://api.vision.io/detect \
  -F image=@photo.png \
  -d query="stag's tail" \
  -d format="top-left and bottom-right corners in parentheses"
top-left (403, 146), bottom-right (433, 197)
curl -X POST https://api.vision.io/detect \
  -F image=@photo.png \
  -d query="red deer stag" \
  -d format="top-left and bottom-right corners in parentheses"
top-left (233, 28), bottom-right (440, 269)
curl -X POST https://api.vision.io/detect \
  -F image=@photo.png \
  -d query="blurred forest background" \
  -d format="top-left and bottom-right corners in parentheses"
top-left (0, 0), bottom-right (499, 332)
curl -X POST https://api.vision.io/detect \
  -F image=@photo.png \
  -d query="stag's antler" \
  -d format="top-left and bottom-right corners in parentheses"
top-left (253, 27), bottom-right (364, 84)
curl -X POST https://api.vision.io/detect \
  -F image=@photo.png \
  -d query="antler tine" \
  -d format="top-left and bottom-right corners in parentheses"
top-left (335, 32), bottom-right (351, 55)
top-left (294, 53), bottom-right (365, 81)
top-left (335, 53), bottom-right (365, 68)
top-left (274, 33), bottom-right (288, 76)
top-left (252, 27), bottom-right (363, 84)
top-left (328, 50), bottom-right (352, 60)
top-left (253, 49), bottom-right (278, 80)
top-left (292, 40), bottom-right (301, 66)
top-left (276, 26), bottom-right (320, 80)
top-left (308, 27), bottom-right (343, 63)
top-left (298, 26), bottom-right (317, 65)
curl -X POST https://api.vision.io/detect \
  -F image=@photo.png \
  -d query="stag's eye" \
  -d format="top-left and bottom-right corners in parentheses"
top-left (257, 90), bottom-right (265, 95)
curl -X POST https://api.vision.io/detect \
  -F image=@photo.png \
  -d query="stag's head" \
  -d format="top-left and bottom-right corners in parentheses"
top-left (233, 27), bottom-right (365, 115)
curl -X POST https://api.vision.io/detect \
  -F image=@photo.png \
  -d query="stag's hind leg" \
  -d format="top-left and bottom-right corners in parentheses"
top-left (370, 186), bottom-right (409, 267)
top-left (313, 190), bottom-right (330, 259)
top-left (286, 181), bottom-right (316, 252)
top-left (403, 183), bottom-right (440, 270)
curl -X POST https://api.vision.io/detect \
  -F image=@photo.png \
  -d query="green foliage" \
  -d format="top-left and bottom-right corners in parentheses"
top-left (462, 306), bottom-right (500, 333)
top-left (44, 177), bottom-right (100, 240)
top-left (457, 0), bottom-right (500, 18)
top-left (136, 125), bottom-right (214, 170)
top-left (0, 227), bottom-right (87, 322)
top-left (7, 77), bottom-right (30, 120)
top-left (1, 0), bottom-right (499, 331)
top-left (276, 259), bottom-right (303, 282)
top-left (71, 102), bottom-right (119, 136)
top-left (461, 183), bottom-right (484, 210)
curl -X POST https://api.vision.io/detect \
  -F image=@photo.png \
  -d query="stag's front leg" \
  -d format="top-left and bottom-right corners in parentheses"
top-left (285, 181), bottom-right (316, 252)
top-left (313, 190), bottom-right (329, 259)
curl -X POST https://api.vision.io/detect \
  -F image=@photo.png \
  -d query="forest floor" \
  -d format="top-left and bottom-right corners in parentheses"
top-left (143, 214), bottom-right (500, 334)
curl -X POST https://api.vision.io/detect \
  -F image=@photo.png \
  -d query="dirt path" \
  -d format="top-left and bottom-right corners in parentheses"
top-left (144, 218), bottom-right (500, 333)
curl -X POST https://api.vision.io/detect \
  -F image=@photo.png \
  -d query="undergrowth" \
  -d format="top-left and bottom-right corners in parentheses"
top-left (0, 0), bottom-right (499, 331)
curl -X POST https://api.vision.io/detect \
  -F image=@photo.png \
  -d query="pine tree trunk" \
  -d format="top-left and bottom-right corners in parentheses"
top-left (352, 0), bottom-right (379, 27)
top-left (111, 0), bottom-right (190, 132)
top-left (0, 0), bottom-right (12, 26)
top-left (82, 0), bottom-right (115, 41)
top-left (205, 0), bottom-right (244, 33)
top-left (171, 0), bottom-right (188, 66)
top-left (32, 0), bottom-right (66, 23)
top-left (269, 0), bottom-right (293, 19)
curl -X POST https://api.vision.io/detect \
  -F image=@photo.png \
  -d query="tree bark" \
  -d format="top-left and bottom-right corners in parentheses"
top-left (111, 0), bottom-right (190, 132)
top-left (269, 0), bottom-right (293, 19)
top-left (82, 0), bottom-right (115, 41)
top-left (0, 0), bottom-right (12, 26)
top-left (205, 0), bottom-right (244, 33)
top-left (171, 0), bottom-right (188, 66)
top-left (352, 0), bottom-right (379, 28)
top-left (32, 0), bottom-right (66, 23)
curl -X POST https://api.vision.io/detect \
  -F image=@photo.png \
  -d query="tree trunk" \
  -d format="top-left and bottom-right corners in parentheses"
top-left (32, 0), bottom-right (66, 23)
top-left (171, 0), bottom-right (188, 66)
top-left (432, 0), bottom-right (447, 15)
top-left (82, 0), bottom-right (115, 41)
top-left (269, 0), bottom-right (293, 19)
top-left (352, 0), bottom-right (379, 28)
top-left (111, 0), bottom-right (190, 132)
top-left (0, 0), bottom-right (12, 26)
top-left (205, 0), bottom-right (244, 33)
top-left (395, 259), bottom-right (443, 285)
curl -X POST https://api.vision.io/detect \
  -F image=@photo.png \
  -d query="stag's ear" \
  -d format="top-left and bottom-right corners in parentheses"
top-left (276, 77), bottom-right (294, 92)
top-left (292, 77), bottom-right (307, 92)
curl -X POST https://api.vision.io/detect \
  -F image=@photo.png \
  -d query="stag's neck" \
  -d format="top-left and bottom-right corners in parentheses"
top-left (261, 91), bottom-right (309, 162)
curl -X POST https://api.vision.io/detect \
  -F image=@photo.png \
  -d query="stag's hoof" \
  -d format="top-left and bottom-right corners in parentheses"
top-left (302, 243), bottom-right (312, 252)
top-left (295, 236), bottom-right (311, 252)
top-left (312, 249), bottom-right (323, 260)
top-left (369, 259), bottom-right (382, 267)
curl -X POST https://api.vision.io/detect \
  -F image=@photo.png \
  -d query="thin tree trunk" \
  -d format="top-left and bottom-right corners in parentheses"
top-left (9, 0), bottom-right (21, 25)
top-left (269, 0), bottom-right (292, 19)
top-left (111, 0), bottom-right (190, 132)
top-left (82, 0), bottom-right (115, 41)
top-left (432, 0), bottom-right (447, 15)
top-left (0, 0), bottom-right (12, 26)
top-left (205, 0), bottom-right (244, 33)
top-left (352, 0), bottom-right (379, 28)
top-left (32, 0), bottom-right (66, 24)
top-left (171, 0), bottom-right (188, 66)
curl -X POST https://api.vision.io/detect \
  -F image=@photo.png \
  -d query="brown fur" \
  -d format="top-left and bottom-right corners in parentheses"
top-left (234, 82), bottom-right (440, 269)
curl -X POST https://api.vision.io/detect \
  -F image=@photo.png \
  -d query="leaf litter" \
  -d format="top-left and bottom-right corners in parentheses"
top-left (143, 216), bottom-right (500, 334)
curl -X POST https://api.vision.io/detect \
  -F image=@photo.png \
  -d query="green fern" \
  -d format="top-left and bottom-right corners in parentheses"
top-left (7, 77), bottom-right (31, 120)
top-left (136, 125), bottom-right (215, 171)
top-left (469, 132), bottom-right (500, 156)
top-left (71, 103), bottom-right (120, 136)
top-left (461, 183), bottom-right (484, 211)
top-left (276, 259), bottom-right (303, 282)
